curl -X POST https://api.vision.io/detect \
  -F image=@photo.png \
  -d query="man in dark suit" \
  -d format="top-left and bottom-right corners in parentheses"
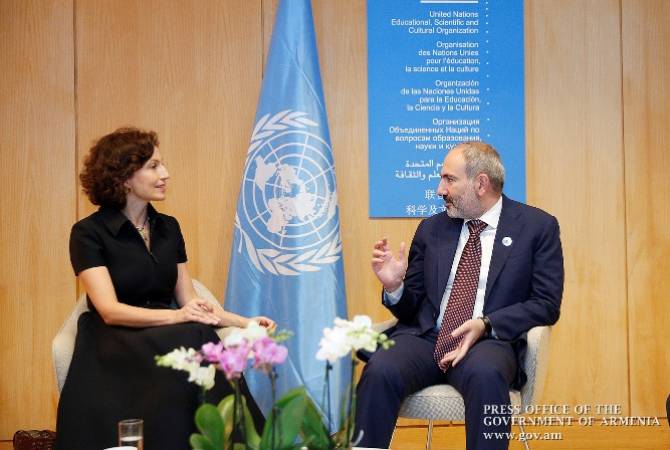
top-left (355, 141), bottom-right (564, 449)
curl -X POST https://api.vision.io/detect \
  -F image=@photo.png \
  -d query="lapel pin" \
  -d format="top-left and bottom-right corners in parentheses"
top-left (502, 237), bottom-right (513, 247)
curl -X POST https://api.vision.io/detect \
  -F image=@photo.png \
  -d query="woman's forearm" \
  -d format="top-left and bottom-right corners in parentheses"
top-left (99, 302), bottom-right (178, 327)
top-left (211, 303), bottom-right (249, 328)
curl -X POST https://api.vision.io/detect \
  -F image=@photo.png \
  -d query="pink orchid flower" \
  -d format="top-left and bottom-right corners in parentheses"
top-left (217, 342), bottom-right (251, 380)
top-left (252, 337), bottom-right (288, 371)
top-left (201, 341), bottom-right (225, 363)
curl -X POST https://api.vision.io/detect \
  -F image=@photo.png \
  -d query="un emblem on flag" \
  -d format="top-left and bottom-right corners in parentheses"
top-left (235, 110), bottom-right (342, 276)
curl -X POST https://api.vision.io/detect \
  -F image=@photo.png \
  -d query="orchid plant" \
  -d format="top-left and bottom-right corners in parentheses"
top-left (315, 315), bottom-right (394, 448)
top-left (157, 322), bottom-right (295, 449)
top-left (156, 316), bottom-right (393, 450)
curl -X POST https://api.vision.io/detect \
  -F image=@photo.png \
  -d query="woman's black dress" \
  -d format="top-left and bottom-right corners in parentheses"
top-left (55, 205), bottom-right (263, 450)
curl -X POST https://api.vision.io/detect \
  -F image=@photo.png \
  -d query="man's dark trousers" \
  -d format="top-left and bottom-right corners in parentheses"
top-left (355, 332), bottom-right (516, 450)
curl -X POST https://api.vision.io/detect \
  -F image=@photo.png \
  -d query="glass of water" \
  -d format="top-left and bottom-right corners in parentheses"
top-left (118, 418), bottom-right (143, 450)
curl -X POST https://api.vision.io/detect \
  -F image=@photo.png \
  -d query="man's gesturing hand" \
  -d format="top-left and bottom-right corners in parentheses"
top-left (371, 237), bottom-right (408, 292)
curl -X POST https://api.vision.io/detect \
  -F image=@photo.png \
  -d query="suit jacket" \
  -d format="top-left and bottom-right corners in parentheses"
top-left (384, 195), bottom-right (564, 386)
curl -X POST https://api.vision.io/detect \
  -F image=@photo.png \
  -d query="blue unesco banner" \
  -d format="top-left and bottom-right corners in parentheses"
top-left (368, 0), bottom-right (525, 217)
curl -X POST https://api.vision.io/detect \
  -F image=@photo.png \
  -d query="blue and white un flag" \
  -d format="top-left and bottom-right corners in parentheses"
top-left (224, 0), bottom-right (349, 425)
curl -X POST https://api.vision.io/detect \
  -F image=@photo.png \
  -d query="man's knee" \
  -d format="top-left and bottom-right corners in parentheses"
top-left (461, 363), bottom-right (509, 392)
top-left (361, 355), bottom-right (404, 389)
top-left (359, 355), bottom-right (405, 394)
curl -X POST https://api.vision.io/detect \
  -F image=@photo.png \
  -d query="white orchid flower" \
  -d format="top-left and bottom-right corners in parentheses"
top-left (316, 325), bottom-right (352, 363)
top-left (316, 315), bottom-right (390, 362)
top-left (187, 364), bottom-right (216, 391)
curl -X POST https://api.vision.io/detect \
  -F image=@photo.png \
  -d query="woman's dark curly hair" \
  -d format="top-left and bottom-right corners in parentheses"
top-left (80, 127), bottom-right (159, 208)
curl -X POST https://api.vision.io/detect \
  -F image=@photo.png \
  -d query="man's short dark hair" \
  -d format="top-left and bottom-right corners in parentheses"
top-left (460, 141), bottom-right (505, 193)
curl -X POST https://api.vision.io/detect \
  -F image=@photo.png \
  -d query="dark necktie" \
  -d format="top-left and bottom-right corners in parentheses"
top-left (434, 219), bottom-right (488, 366)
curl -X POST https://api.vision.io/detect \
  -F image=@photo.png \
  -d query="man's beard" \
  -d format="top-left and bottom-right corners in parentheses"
top-left (444, 185), bottom-right (484, 219)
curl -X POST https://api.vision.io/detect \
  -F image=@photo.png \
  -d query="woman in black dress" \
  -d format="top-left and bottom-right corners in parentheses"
top-left (55, 127), bottom-right (272, 450)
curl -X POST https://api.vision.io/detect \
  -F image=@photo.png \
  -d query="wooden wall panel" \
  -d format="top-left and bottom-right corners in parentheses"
top-left (76, 0), bottom-right (262, 297)
top-left (262, 0), bottom-right (277, 64)
top-left (525, 1), bottom-right (629, 410)
top-left (0, 0), bottom-right (76, 438)
top-left (623, 0), bottom-right (670, 416)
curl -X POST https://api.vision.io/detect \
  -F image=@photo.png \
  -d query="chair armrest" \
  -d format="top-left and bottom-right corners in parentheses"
top-left (52, 294), bottom-right (90, 392)
top-left (192, 278), bottom-right (221, 309)
top-left (215, 325), bottom-right (245, 341)
top-left (372, 318), bottom-right (398, 334)
top-left (520, 325), bottom-right (551, 406)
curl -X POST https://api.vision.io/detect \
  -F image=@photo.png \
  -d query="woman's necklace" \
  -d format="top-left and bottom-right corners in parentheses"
top-left (134, 216), bottom-right (150, 245)
top-left (123, 210), bottom-right (150, 248)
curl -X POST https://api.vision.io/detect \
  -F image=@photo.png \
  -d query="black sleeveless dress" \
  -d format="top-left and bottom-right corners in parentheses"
top-left (55, 205), bottom-right (263, 450)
